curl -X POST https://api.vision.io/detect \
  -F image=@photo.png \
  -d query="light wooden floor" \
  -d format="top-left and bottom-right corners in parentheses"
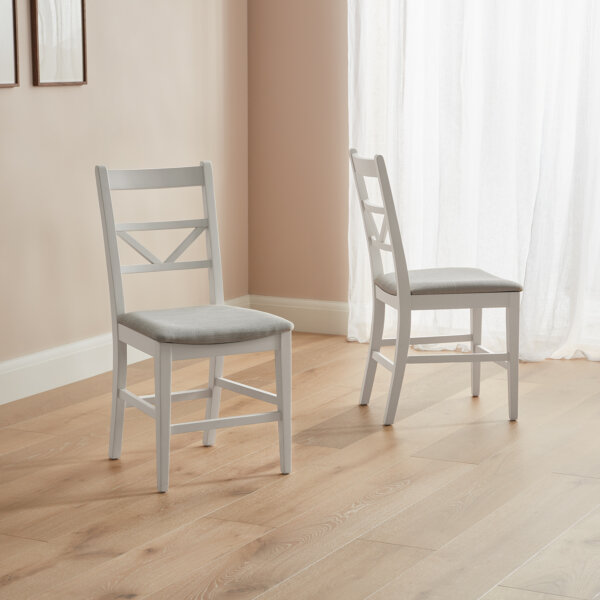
top-left (1, 333), bottom-right (600, 599)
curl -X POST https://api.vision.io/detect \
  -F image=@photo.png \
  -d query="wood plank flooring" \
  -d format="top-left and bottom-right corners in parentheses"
top-left (1, 332), bottom-right (599, 599)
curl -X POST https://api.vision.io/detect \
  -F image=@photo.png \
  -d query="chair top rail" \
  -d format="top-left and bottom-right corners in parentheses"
top-left (115, 219), bottom-right (207, 232)
top-left (108, 166), bottom-right (204, 190)
top-left (352, 155), bottom-right (379, 177)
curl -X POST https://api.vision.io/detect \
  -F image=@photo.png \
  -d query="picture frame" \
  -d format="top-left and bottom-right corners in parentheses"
top-left (31, 0), bottom-right (86, 86)
top-left (0, 0), bottom-right (19, 87)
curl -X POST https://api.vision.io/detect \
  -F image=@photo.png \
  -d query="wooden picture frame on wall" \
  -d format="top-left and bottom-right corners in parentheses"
top-left (0, 0), bottom-right (19, 87)
top-left (31, 0), bottom-right (87, 86)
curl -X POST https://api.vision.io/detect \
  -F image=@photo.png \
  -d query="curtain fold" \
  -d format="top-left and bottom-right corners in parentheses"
top-left (348, 0), bottom-right (600, 360)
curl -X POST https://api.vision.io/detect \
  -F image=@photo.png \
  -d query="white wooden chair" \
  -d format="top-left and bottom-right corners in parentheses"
top-left (96, 163), bottom-right (292, 492)
top-left (349, 150), bottom-right (522, 425)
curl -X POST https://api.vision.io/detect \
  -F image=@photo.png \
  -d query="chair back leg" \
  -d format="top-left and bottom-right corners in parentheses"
top-left (506, 293), bottom-right (520, 421)
top-left (155, 345), bottom-right (172, 492)
top-left (384, 309), bottom-right (411, 425)
top-left (276, 331), bottom-right (292, 474)
top-left (203, 356), bottom-right (224, 446)
top-left (360, 298), bottom-right (385, 406)
top-left (109, 340), bottom-right (127, 459)
top-left (470, 307), bottom-right (482, 397)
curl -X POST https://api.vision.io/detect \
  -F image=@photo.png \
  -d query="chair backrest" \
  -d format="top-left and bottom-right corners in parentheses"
top-left (349, 149), bottom-right (410, 299)
top-left (96, 163), bottom-right (224, 328)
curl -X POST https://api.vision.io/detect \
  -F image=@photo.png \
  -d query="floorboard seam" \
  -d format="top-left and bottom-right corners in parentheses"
top-left (496, 584), bottom-right (585, 599)
top-left (476, 501), bottom-right (600, 600)
top-left (248, 462), bottom-right (468, 599)
top-left (358, 537), bottom-right (435, 551)
top-left (552, 470), bottom-right (600, 480)
top-left (410, 453), bottom-right (479, 465)
top-left (0, 532), bottom-right (50, 544)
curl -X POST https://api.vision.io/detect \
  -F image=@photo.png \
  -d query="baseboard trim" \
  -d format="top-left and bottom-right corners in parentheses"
top-left (0, 333), bottom-right (151, 407)
top-left (249, 295), bottom-right (348, 336)
top-left (226, 294), bottom-right (251, 308)
top-left (0, 295), bottom-right (348, 405)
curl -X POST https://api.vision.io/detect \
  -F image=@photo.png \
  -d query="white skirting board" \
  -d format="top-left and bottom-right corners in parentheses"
top-left (249, 295), bottom-right (348, 336)
top-left (0, 295), bottom-right (349, 405)
top-left (0, 334), bottom-right (150, 407)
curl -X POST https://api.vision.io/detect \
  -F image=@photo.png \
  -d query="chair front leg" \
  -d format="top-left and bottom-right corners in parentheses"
top-left (276, 331), bottom-right (292, 474)
top-left (360, 296), bottom-right (385, 406)
top-left (203, 356), bottom-right (224, 446)
top-left (470, 307), bottom-right (482, 397)
top-left (109, 340), bottom-right (127, 459)
top-left (384, 308), bottom-right (411, 426)
top-left (155, 345), bottom-right (172, 492)
top-left (506, 293), bottom-right (520, 421)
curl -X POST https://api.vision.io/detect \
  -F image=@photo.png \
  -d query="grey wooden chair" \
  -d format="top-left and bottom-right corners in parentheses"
top-left (350, 150), bottom-right (522, 425)
top-left (96, 162), bottom-right (293, 492)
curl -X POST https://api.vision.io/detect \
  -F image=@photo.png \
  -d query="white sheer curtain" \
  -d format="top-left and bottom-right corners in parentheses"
top-left (348, 0), bottom-right (600, 361)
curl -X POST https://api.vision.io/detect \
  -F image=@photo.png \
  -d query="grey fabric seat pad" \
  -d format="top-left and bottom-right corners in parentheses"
top-left (375, 267), bottom-right (523, 296)
top-left (118, 305), bottom-right (293, 345)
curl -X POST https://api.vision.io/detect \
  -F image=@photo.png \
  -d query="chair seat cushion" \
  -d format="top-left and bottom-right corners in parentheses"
top-left (375, 267), bottom-right (523, 296)
top-left (118, 305), bottom-right (294, 345)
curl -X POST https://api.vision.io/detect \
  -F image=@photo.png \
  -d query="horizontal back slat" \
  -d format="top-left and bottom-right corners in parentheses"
top-left (108, 166), bottom-right (204, 190)
top-left (121, 260), bottom-right (211, 274)
top-left (363, 202), bottom-right (385, 214)
top-left (352, 156), bottom-right (379, 177)
top-left (371, 240), bottom-right (393, 252)
top-left (115, 219), bottom-right (208, 232)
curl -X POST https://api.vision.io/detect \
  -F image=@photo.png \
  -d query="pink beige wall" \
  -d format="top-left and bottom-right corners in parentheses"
top-left (0, 0), bottom-right (350, 364)
top-left (0, 0), bottom-right (248, 361)
top-left (248, 0), bottom-right (349, 302)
